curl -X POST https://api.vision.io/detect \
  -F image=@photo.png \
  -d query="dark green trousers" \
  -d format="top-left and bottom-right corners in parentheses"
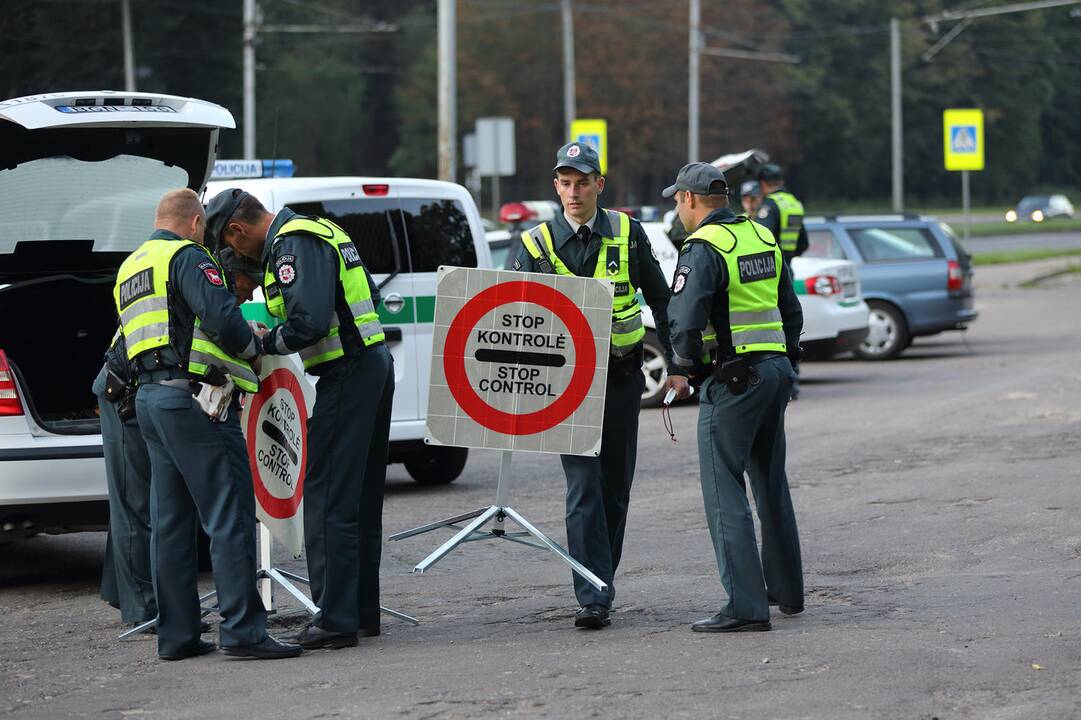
top-left (697, 355), bottom-right (803, 621)
top-left (562, 364), bottom-right (645, 609)
top-left (136, 383), bottom-right (266, 657)
top-left (303, 346), bottom-right (394, 633)
top-left (93, 368), bottom-right (156, 624)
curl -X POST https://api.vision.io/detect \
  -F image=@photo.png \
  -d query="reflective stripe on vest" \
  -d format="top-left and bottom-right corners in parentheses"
top-left (114, 239), bottom-right (259, 393)
top-left (263, 216), bottom-right (385, 370)
top-left (686, 219), bottom-right (787, 357)
top-left (768, 191), bottom-right (804, 253)
top-left (519, 209), bottom-right (644, 358)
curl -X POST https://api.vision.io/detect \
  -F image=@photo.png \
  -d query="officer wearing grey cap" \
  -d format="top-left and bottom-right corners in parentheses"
top-left (513, 142), bottom-right (683, 630)
top-left (664, 162), bottom-right (804, 633)
top-left (739, 180), bottom-right (763, 218)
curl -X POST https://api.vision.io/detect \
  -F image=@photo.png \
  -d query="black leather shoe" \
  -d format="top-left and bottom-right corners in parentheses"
top-left (691, 614), bottom-right (771, 633)
top-left (290, 624), bottom-right (358, 649)
top-left (221, 635), bottom-right (303, 659)
top-left (574, 605), bottom-right (611, 629)
top-left (160, 639), bottom-right (217, 661)
top-left (768, 598), bottom-right (805, 616)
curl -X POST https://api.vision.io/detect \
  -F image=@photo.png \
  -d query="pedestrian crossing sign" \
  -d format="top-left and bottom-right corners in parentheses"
top-left (943, 109), bottom-right (984, 171)
top-left (570, 118), bottom-right (608, 175)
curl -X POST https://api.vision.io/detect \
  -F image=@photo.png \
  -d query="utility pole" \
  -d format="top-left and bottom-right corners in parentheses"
top-left (688, 0), bottom-right (700, 162)
top-left (561, 0), bottom-right (575, 140)
top-left (121, 0), bottom-right (136, 91)
top-left (890, 17), bottom-right (902, 213)
top-left (243, 0), bottom-right (257, 160)
top-left (438, 0), bottom-right (457, 182)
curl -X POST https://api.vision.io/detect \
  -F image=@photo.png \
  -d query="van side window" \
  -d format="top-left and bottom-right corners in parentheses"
top-left (848, 227), bottom-right (942, 263)
top-left (399, 198), bottom-right (476, 271)
top-left (289, 199), bottom-right (400, 274)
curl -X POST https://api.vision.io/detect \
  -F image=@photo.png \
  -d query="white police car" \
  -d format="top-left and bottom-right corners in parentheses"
top-left (203, 175), bottom-right (492, 485)
top-left (0, 91), bottom-right (235, 541)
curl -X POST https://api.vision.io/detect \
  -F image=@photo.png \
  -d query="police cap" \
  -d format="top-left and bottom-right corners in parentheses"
top-left (553, 142), bottom-right (602, 175)
top-left (204, 188), bottom-right (251, 250)
top-left (758, 163), bottom-right (784, 182)
top-left (662, 162), bottom-right (728, 198)
top-left (740, 180), bottom-right (761, 197)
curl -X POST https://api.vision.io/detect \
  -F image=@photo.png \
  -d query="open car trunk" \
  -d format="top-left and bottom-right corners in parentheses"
top-left (0, 92), bottom-right (234, 434)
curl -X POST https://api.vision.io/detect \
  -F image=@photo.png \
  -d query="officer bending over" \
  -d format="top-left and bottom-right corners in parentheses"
top-left (664, 163), bottom-right (804, 633)
top-left (514, 142), bottom-right (683, 630)
top-left (117, 189), bottom-right (300, 660)
top-left (208, 190), bottom-right (393, 650)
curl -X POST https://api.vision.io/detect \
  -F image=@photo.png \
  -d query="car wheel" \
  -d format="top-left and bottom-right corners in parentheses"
top-left (854, 301), bottom-right (909, 360)
top-left (405, 445), bottom-right (468, 485)
top-left (640, 330), bottom-right (668, 408)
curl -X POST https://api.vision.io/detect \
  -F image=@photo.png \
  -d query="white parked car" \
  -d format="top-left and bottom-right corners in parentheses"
top-left (0, 90), bottom-right (235, 541)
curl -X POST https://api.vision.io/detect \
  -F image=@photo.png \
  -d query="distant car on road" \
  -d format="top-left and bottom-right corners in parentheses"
top-left (1005, 195), bottom-right (1074, 223)
top-left (804, 215), bottom-right (978, 360)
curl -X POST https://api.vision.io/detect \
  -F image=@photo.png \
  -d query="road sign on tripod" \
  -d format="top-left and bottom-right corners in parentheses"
top-left (391, 267), bottom-right (615, 594)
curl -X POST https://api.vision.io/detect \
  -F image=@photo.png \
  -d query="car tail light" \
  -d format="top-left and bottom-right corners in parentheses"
top-left (362, 184), bottom-right (389, 196)
top-left (0, 350), bottom-right (23, 416)
top-left (499, 202), bottom-right (536, 223)
top-left (947, 260), bottom-right (964, 291)
top-left (805, 275), bottom-right (841, 296)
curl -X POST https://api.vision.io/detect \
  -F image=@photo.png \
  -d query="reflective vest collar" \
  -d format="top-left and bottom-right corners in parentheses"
top-left (548, 205), bottom-right (618, 251)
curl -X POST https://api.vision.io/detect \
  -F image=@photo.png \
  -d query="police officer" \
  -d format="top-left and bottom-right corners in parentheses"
top-left (663, 163), bottom-right (804, 633)
top-left (739, 180), bottom-right (763, 218)
top-left (755, 163), bottom-right (807, 263)
top-left (207, 189), bottom-right (393, 650)
top-left (116, 189), bottom-right (300, 661)
top-left (93, 332), bottom-right (156, 629)
top-left (756, 163), bottom-right (806, 399)
top-left (513, 142), bottom-right (683, 629)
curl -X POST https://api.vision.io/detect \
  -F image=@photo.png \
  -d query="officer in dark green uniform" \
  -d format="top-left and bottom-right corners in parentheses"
top-left (755, 163), bottom-right (807, 264)
top-left (663, 163), bottom-right (804, 633)
top-left (118, 189), bottom-right (300, 661)
top-left (93, 332), bottom-right (156, 628)
top-left (513, 142), bottom-right (683, 629)
top-left (756, 163), bottom-right (806, 399)
top-left (207, 189), bottom-right (393, 650)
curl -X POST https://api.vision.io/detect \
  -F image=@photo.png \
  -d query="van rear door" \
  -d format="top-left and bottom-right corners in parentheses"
top-left (287, 188), bottom-right (421, 424)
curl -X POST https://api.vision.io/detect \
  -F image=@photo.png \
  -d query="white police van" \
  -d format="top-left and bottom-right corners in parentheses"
top-left (203, 175), bottom-right (491, 485)
top-left (0, 91), bottom-right (235, 541)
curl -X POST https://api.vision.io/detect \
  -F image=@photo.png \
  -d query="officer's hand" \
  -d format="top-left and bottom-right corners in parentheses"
top-left (248, 320), bottom-right (269, 336)
top-left (665, 374), bottom-right (691, 401)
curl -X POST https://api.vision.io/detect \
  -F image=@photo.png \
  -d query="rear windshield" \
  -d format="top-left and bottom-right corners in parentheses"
top-left (289, 198), bottom-right (402, 275)
top-left (400, 198), bottom-right (477, 272)
top-left (804, 229), bottom-right (848, 260)
top-left (0, 155), bottom-right (188, 254)
top-left (847, 227), bottom-right (943, 262)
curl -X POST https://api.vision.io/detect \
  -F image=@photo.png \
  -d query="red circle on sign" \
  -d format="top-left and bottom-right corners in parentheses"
top-left (245, 368), bottom-right (308, 519)
top-left (444, 280), bottom-right (597, 436)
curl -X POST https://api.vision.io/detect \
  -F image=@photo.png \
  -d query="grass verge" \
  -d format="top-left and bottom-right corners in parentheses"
top-left (972, 248), bottom-right (1081, 265)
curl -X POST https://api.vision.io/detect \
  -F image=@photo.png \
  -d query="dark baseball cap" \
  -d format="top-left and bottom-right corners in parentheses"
top-left (204, 188), bottom-right (250, 250)
top-left (661, 162), bottom-right (728, 198)
top-left (553, 142), bottom-right (602, 175)
top-left (216, 245), bottom-right (263, 285)
top-left (757, 163), bottom-right (784, 182)
top-left (740, 180), bottom-right (761, 197)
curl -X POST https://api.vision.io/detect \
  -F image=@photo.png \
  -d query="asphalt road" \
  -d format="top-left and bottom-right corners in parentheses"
top-left (3, 261), bottom-right (1080, 719)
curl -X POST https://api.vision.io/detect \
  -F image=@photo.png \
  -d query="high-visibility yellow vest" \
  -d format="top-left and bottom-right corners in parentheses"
top-left (686, 218), bottom-right (787, 359)
top-left (520, 209), bottom-right (644, 358)
top-left (263, 216), bottom-right (385, 370)
top-left (114, 239), bottom-right (260, 393)
top-left (767, 190), bottom-right (804, 253)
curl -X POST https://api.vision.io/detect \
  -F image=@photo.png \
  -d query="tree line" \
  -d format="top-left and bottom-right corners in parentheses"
top-left (4, 0), bottom-right (1079, 209)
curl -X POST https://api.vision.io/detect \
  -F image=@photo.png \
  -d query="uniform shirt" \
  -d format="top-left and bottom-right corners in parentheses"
top-left (668, 207), bottom-right (803, 373)
top-left (512, 207), bottom-right (682, 375)
top-left (756, 187), bottom-right (809, 259)
top-left (260, 208), bottom-right (382, 374)
top-left (134, 229), bottom-right (258, 374)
